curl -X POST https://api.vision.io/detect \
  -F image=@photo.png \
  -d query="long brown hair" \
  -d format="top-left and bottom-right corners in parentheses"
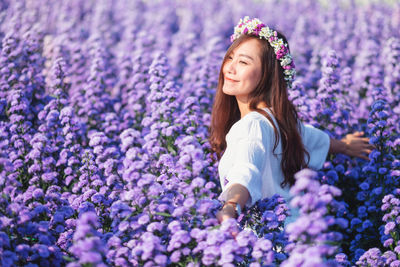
top-left (208, 33), bottom-right (310, 187)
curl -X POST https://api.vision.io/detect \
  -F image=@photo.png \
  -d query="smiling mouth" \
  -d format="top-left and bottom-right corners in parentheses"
top-left (225, 77), bottom-right (239, 82)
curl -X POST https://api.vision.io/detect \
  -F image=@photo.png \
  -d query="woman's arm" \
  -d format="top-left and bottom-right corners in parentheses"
top-left (329, 131), bottom-right (375, 160)
top-left (216, 183), bottom-right (249, 223)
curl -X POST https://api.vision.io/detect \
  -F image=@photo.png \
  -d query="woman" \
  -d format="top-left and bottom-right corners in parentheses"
top-left (208, 17), bottom-right (374, 223)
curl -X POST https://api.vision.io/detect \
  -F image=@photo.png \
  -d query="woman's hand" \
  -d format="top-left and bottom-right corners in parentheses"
top-left (329, 131), bottom-right (375, 160)
top-left (216, 204), bottom-right (239, 237)
top-left (341, 131), bottom-right (375, 160)
top-left (216, 184), bottom-right (249, 237)
top-left (216, 203), bottom-right (237, 223)
top-left (216, 184), bottom-right (249, 223)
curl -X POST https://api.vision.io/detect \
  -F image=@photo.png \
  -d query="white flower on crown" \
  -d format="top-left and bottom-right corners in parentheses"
top-left (275, 39), bottom-right (284, 48)
top-left (281, 57), bottom-right (292, 66)
top-left (259, 28), bottom-right (268, 38)
top-left (284, 69), bottom-right (295, 76)
top-left (249, 19), bottom-right (259, 29)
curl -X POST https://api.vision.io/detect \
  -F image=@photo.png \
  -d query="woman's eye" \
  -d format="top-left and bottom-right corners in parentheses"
top-left (239, 61), bottom-right (248, 65)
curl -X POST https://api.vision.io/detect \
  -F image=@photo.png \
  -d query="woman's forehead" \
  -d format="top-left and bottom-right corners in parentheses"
top-left (231, 39), bottom-right (262, 58)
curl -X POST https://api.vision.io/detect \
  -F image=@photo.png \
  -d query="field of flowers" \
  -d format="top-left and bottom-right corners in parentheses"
top-left (0, 0), bottom-right (399, 266)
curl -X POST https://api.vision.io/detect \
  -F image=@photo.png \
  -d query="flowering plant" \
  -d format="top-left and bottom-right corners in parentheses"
top-left (230, 16), bottom-right (296, 88)
top-left (0, 1), bottom-right (399, 266)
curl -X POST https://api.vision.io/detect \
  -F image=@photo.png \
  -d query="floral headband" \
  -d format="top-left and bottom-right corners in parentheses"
top-left (230, 16), bottom-right (296, 88)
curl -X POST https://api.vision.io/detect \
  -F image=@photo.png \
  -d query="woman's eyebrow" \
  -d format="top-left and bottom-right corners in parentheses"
top-left (238, 54), bottom-right (254, 61)
top-left (230, 51), bottom-right (254, 61)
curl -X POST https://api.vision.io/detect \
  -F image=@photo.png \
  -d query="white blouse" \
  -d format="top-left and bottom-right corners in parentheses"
top-left (218, 107), bottom-right (330, 223)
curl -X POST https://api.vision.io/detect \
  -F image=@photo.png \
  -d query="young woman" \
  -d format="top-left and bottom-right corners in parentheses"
top-left (208, 17), bottom-right (374, 223)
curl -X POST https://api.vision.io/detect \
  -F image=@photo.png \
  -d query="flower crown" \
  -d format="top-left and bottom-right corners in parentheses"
top-left (230, 16), bottom-right (296, 88)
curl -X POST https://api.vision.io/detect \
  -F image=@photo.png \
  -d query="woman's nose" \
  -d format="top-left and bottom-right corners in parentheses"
top-left (225, 60), bottom-right (236, 74)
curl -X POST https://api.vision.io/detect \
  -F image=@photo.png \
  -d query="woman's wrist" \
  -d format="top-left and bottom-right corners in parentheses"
top-left (329, 137), bottom-right (349, 155)
top-left (216, 204), bottom-right (237, 223)
top-left (339, 138), bottom-right (349, 155)
top-left (221, 203), bottom-right (237, 218)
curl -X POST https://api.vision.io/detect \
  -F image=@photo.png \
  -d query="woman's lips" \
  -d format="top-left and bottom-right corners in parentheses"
top-left (225, 77), bottom-right (239, 82)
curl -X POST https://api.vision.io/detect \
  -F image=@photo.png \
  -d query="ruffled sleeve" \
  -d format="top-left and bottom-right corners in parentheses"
top-left (219, 114), bottom-right (270, 207)
top-left (300, 123), bottom-right (331, 170)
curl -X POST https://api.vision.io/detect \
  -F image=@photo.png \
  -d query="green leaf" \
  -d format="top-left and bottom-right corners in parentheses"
top-left (62, 255), bottom-right (75, 262)
top-left (154, 212), bottom-right (173, 217)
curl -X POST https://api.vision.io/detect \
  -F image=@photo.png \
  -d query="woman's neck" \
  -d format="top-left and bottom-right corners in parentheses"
top-left (237, 99), bottom-right (269, 119)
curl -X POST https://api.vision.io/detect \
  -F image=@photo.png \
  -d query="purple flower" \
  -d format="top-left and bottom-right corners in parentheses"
top-left (191, 177), bottom-right (206, 188)
top-left (384, 238), bottom-right (394, 247)
top-left (91, 193), bottom-right (104, 204)
top-left (42, 172), bottom-right (58, 183)
top-left (79, 252), bottom-right (102, 263)
top-left (168, 220), bottom-right (181, 232)
top-left (154, 254), bottom-right (167, 265)
top-left (35, 244), bottom-right (50, 258)
top-left (32, 188), bottom-right (44, 198)
top-left (138, 214), bottom-right (150, 225)
top-left (53, 212), bottom-right (65, 223)
top-left (170, 250), bottom-right (181, 263)
top-left (183, 197), bottom-right (195, 208)
top-left (384, 222), bottom-right (396, 235)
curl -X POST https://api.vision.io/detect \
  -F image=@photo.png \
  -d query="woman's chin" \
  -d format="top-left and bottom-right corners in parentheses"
top-left (222, 88), bottom-right (236, 96)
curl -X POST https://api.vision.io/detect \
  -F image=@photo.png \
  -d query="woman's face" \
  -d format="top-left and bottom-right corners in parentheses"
top-left (222, 38), bottom-right (262, 102)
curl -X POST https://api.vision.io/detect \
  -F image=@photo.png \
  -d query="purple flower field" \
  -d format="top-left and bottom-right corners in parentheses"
top-left (0, 0), bottom-right (399, 266)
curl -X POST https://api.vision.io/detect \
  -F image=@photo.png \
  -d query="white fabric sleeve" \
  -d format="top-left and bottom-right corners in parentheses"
top-left (301, 123), bottom-right (331, 170)
top-left (219, 137), bottom-right (265, 207)
top-left (219, 115), bottom-right (269, 208)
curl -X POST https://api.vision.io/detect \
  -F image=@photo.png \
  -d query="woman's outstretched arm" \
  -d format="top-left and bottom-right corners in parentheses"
top-left (329, 131), bottom-right (375, 160)
top-left (216, 183), bottom-right (249, 223)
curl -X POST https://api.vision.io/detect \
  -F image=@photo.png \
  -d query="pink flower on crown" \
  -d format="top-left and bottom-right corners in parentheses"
top-left (276, 45), bottom-right (288, 59)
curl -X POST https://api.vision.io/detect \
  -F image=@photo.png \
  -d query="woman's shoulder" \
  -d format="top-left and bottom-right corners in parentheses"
top-left (227, 111), bottom-right (274, 141)
top-left (240, 110), bottom-right (275, 127)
